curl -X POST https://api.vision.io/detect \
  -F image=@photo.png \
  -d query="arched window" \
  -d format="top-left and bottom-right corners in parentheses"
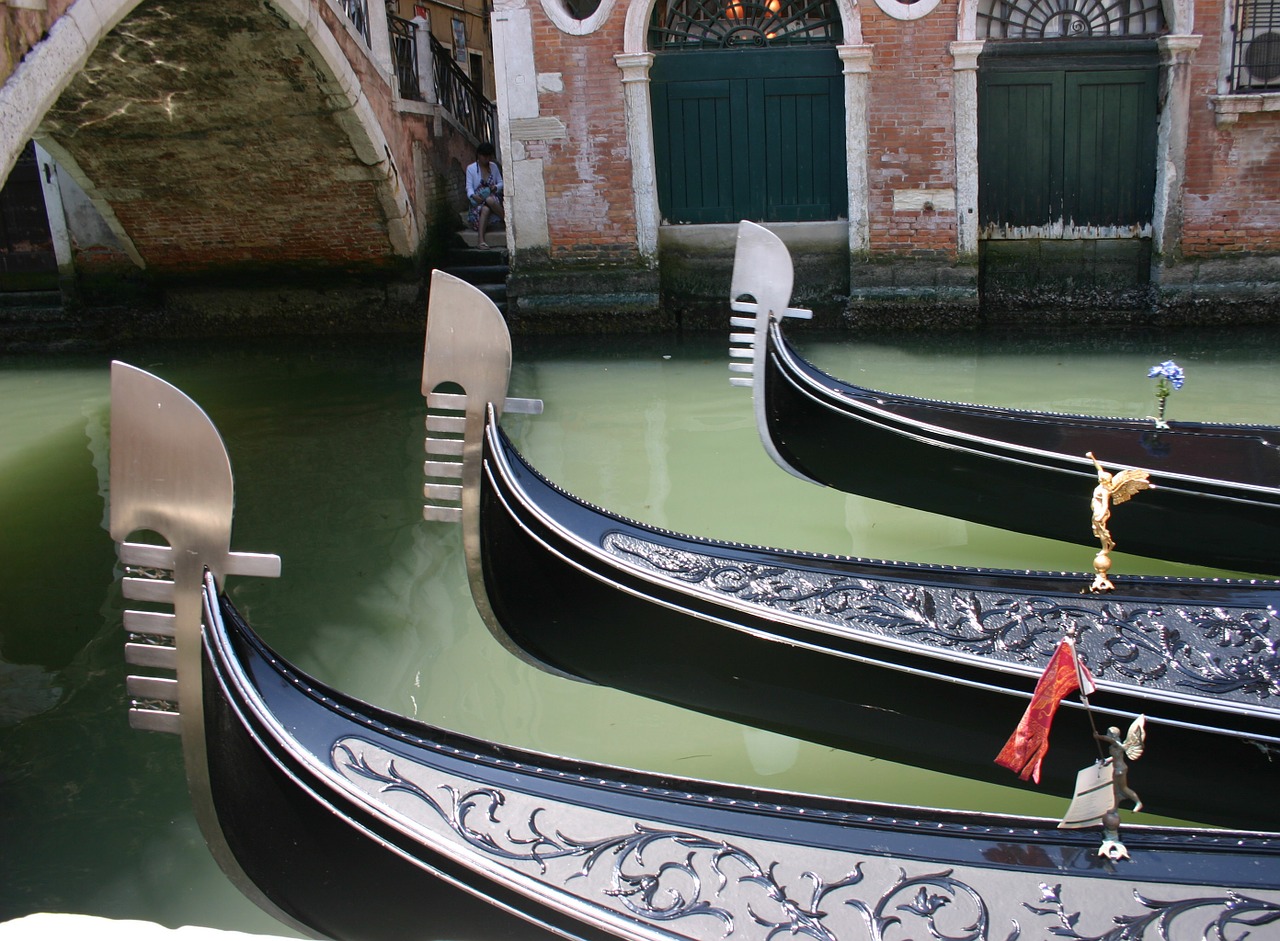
top-left (649, 0), bottom-right (843, 50)
top-left (976, 0), bottom-right (1164, 38)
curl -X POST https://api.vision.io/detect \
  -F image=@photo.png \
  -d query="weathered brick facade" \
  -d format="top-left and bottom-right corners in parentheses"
top-left (863, 5), bottom-right (959, 258)
top-left (1181, 1), bottom-right (1280, 257)
top-left (494, 0), bottom-right (1280, 325)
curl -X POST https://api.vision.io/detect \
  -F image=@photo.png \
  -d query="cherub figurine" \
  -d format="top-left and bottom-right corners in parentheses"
top-left (1087, 452), bottom-right (1151, 591)
top-left (1095, 715), bottom-right (1146, 813)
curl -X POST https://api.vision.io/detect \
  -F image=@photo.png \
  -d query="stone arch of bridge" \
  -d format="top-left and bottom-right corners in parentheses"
top-left (0, 0), bottom-right (417, 274)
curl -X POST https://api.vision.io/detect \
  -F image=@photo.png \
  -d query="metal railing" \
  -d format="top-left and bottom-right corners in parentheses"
top-left (338, 0), bottom-right (496, 142)
top-left (388, 14), bottom-right (422, 100)
top-left (430, 32), bottom-right (497, 145)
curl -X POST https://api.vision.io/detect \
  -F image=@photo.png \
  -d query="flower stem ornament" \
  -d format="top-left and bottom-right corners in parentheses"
top-left (1147, 360), bottom-right (1185, 429)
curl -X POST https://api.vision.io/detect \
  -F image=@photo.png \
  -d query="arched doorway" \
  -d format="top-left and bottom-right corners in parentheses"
top-left (647, 0), bottom-right (847, 224)
top-left (975, 0), bottom-right (1166, 305)
top-left (0, 142), bottom-right (57, 292)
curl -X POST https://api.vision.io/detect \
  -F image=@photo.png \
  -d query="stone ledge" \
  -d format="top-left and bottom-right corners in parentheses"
top-left (1210, 93), bottom-right (1280, 128)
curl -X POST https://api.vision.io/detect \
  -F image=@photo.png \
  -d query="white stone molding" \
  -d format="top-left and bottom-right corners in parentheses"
top-left (539, 0), bottom-right (621, 35)
top-left (1211, 93), bottom-right (1280, 126)
top-left (1151, 34), bottom-right (1201, 262)
top-left (872, 0), bottom-right (941, 21)
top-left (414, 16), bottom-right (438, 104)
top-left (950, 39), bottom-right (983, 259)
top-left (493, 6), bottom-right (551, 249)
top-left (616, 52), bottom-right (659, 262)
top-left (839, 44), bottom-right (873, 254)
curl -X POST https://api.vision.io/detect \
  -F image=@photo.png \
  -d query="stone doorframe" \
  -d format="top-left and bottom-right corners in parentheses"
top-left (615, 0), bottom-right (868, 264)
top-left (952, 0), bottom-right (1200, 267)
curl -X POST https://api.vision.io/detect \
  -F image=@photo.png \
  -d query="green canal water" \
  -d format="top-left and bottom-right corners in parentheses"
top-left (2, 325), bottom-right (1278, 937)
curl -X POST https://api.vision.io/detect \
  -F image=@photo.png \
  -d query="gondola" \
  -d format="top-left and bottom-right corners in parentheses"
top-left (110, 358), bottom-right (1280, 941)
top-left (727, 221), bottom-right (1280, 576)
top-left (417, 272), bottom-right (1280, 833)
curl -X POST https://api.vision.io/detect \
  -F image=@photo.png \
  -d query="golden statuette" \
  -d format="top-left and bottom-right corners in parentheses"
top-left (1087, 452), bottom-right (1151, 592)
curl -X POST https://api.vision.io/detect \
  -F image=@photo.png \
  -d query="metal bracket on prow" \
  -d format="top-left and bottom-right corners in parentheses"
top-left (421, 270), bottom-right (542, 525)
top-left (120, 543), bottom-right (280, 734)
top-left (424, 390), bottom-right (542, 523)
top-left (109, 361), bottom-right (280, 736)
top-left (728, 220), bottom-right (812, 390)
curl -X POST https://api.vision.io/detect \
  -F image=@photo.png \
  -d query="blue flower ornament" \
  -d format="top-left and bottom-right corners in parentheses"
top-left (1147, 360), bottom-right (1185, 428)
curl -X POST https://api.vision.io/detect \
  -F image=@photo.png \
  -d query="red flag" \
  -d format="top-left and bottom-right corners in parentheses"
top-left (995, 638), bottom-right (1094, 784)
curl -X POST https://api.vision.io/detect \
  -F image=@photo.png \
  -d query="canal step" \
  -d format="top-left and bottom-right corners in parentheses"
top-left (0, 291), bottom-right (87, 351)
top-left (441, 226), bottom-right (509, 310)
top-left (0, 289), bottom-right (62, 310)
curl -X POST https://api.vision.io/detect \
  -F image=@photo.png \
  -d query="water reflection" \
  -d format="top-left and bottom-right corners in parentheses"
top-left (1, 327), bottom-right (1277, 937)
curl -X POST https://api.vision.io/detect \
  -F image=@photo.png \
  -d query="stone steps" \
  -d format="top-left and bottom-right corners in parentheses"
top-left (440, 223), bottom-right (509, 310)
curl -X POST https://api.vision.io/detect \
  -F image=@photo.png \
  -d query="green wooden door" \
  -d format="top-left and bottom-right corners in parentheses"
top-left (978, 53), bottom-right (1158, 233)
top-left (978, 72), bottom-right (1063, 227)
top-left (651, 48), bottom-right (846, 224)
top-left (1064, 70), bottom-right (1158, 226)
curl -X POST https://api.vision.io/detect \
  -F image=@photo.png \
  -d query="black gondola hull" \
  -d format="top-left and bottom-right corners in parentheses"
top-left (762, 326), bottom-right (1280, 575)
top-left (475, 423), bottom-right (1280, 831)
top-left (200, 582), bottom-right (1280, 941)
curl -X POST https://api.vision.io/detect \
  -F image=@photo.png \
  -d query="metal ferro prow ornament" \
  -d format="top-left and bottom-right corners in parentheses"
top-left (1087, 451), bottom-right (1152, 591)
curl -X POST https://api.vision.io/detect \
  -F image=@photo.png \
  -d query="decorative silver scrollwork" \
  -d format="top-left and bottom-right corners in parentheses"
top-left (333, 740), bottom-right (1006, 940)
top-left (333, 738), bottom-right (1279, 941)
top-left (1027, 881), bottom-right (1280, 940)
top-left (603, 533), bottom-right (1280, 707)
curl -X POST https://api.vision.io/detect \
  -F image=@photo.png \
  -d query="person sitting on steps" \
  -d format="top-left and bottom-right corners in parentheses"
top-left (465, 142), bottom-right (504, 250)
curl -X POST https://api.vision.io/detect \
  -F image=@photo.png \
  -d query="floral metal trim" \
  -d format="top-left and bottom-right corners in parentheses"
top-left (603, 533), bottom-right (1280, 706)
top-left (333, 738), bottom-right (1280, 941)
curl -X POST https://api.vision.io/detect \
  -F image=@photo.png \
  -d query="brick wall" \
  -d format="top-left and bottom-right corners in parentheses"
top-left (863, 3), bottom-right (960, 258)
top-left (1179, 0), bottom-right (1280, 257)
top-left (524, 9), bottom-right (643, 263)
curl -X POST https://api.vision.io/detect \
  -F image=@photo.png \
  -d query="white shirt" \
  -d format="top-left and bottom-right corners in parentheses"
top-left (466, 160), bottom-right (503, 202)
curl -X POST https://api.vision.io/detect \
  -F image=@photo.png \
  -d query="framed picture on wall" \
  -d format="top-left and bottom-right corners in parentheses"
top-left (452, 18), bottom-right (467, 65)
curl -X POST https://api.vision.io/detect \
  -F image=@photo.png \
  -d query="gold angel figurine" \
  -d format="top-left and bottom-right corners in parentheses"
top-left (1095, 715), bottom-right (1146, 813)
top-left (1087, 452), bottom-right (1151, 591)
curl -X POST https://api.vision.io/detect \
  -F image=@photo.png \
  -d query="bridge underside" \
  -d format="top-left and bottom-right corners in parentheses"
top-left (34, 0), bottom-right (418, 287)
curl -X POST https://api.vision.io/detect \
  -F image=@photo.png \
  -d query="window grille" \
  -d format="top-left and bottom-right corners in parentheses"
top-left (976, 0), bottom-right (1164, 39)
top-left (649, 0), bottom-right (842, 50)
top-left (342, 0), bottom-right (371, 46)
top-left (1231, 0), bottom-right (1280, 90)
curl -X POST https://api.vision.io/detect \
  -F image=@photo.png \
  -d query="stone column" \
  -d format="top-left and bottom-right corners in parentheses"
top-left (414, 16), bottom-right (437, 105)
top-left (492, 5), bottom-right (550, 252)
top-left (838, 44), bottom-right (873, 256)
top-left (369, 0), bottom-right (395, 78)
top-left (1151, 34), bottom-right (1201, 271)
top-left (950, 40), bottom-right (983, 262)
top-left (615, 52), bottom-right (659, 264)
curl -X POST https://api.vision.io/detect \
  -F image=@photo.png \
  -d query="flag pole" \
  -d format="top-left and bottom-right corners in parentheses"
top-left (1068, 635), bottom-right (1107, 761)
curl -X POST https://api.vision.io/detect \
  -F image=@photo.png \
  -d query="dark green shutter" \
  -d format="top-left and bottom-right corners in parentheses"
top-left (978, 49), bottom-right (1158, 232)
top-left (651, 48), bottom-right (846, 224)
top-left (1064, 69), bottom-right (1158, 226)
